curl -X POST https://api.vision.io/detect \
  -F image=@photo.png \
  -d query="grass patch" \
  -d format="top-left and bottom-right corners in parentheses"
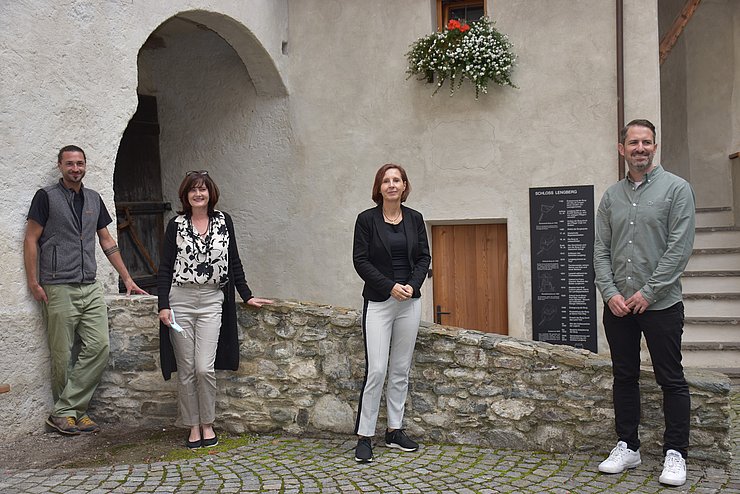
top-left (162, 434), bottom-right (257, 462)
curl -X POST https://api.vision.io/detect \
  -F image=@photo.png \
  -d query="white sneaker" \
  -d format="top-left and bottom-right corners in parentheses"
top-left (659, 449), bottom-right (686, 486)
top-left (598, 441), bottom-right (642, 473)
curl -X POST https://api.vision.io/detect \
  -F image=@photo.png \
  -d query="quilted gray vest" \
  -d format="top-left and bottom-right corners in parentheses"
top-left (37, 181), bottom-right (102, 284)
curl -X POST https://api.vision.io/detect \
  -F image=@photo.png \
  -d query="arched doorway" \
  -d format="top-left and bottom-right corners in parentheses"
top-left (113, 94), bottom-right (165, 293)
top-left (113, 12), bottom-right (289, 294)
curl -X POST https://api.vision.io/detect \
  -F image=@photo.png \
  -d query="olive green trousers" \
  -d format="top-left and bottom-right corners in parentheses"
top-left (42, 282), bottom-right (109, 419)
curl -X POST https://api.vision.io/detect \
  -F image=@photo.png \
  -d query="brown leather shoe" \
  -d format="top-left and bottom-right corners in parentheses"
top-left (76, 415), bottom-right (100, 433)
top-left (46, 415), bottom-right (80, 435)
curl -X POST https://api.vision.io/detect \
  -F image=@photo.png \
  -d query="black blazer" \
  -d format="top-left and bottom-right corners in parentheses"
top-left (353, 204), bottom-right (431, 302)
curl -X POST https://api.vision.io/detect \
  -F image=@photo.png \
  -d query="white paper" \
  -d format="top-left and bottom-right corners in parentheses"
top-left (170, 309), bottom-right (187, 338)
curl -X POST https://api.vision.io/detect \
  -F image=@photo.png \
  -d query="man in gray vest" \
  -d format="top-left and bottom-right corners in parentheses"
top-left (24, 145), bottom-right (147, 435)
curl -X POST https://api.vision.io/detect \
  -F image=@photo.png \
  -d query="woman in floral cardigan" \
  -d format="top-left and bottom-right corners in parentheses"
top-left (157, 171), bottom-right (272, 449)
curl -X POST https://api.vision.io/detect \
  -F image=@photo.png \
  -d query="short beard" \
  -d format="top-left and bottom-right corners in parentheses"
top-left (629, 154), bottom-right (653, 172)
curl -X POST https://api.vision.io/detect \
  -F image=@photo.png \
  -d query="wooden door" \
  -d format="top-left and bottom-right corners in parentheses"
top-left (113, 95), bottom-right (168, 294)
top-left (432, 224), bottom-right (508, 334)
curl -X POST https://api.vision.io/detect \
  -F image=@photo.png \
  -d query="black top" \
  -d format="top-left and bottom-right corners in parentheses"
top-left (386, 220), bottom-right (411, 284)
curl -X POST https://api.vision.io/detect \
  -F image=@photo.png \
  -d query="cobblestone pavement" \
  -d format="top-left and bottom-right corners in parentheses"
top-left (1, 389), bottom-right (737, 493)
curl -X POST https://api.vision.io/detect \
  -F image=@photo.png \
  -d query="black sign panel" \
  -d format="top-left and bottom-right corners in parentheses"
top-left (529, 185), bottom-right (597, 352)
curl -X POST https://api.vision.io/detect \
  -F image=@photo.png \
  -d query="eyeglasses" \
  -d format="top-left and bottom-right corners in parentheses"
top-left (186, 170), bottom-right (208, 176)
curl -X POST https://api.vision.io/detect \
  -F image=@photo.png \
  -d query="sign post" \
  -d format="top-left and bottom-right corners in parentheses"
top-left (529, 185), bottom-right (597, 352)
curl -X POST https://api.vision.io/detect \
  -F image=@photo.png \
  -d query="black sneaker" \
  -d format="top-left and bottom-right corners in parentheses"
top-left (385, 429), bottom-right (418, 452)
top-left (354, 437), bottom-right (373, 463)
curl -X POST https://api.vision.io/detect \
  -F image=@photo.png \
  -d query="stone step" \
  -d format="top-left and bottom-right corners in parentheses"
top-left (643, 345), bottom-right (740, 372)
top-left (681, 271), bottom-right (740, 293)
top-left (681, 348), bottom-right (740, 373)
top-left (682, 341), bottom-right (740, 352)
top-left (693, 227), bottom-right (740, 249)
top-left (680, 342), bottom-right (740, 371)
top-left (695, 207), bottom-right (734, 228)
top-left (666, 316), bottom-right (738, 372)
top-left (683, 293), bottom-right (740, 318)
top-left (683, 317), bottom-right (740, 342)
top-left (686, 248), bottom-right (740, 271)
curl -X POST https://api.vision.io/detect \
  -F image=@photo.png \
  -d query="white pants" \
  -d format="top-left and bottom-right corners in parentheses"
top-left (355, 297), bottom-right (421, 437)
top-left (169, 284), bottom-right (224, 427)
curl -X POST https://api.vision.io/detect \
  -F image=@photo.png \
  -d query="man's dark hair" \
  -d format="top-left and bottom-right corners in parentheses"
top-left (57, 145), bottom-right (86, 163)
top-left (620, 119), bottom-right (656, 144)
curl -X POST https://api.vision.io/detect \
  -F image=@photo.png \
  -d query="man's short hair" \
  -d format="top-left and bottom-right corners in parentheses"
top-left (620, 119), bottom-right (656, 144)
top-left (57, 145), bottom-right (86, 163)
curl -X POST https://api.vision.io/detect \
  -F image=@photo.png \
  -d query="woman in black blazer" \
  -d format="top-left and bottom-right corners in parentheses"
top-left (352, 163), bottom-right (431, 463)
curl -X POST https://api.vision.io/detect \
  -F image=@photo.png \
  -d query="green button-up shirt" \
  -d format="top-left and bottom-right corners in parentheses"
top-left (594, 165), bottom-right (695, 310)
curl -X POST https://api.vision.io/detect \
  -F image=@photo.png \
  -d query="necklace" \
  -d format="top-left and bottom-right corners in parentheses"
top-left (188, 216), bottom-right (212, 257)
top-left (383, 208), bottom-right (402, 225)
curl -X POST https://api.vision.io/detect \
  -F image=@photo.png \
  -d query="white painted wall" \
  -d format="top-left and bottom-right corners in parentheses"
top-left (661, 0), bottom-right (738, 209)
top-left (0, 0), bottom-right (663, 439)
top-left (137, 18), bottom-right (296, 304)
top-left (285, 0), bottom-right (660, 340)
top-left (735, 1), bottom-right (740, 155)
top-left (685, 0), bottom-right (735, 208)
top-left (659, 0), bottom-right (691, 181)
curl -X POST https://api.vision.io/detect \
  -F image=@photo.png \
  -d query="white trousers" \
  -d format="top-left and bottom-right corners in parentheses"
top-left (355, 297), bottom-right (421, 437)
top-left (169, 284), bottom-right (224, 427)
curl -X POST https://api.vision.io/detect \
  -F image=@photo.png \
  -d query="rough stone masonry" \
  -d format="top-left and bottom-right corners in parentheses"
top-left (91, 297), bottom-right (732, 465)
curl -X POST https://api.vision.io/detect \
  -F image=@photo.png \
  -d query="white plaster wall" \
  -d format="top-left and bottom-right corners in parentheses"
top-left (660, 0), bottom-right (739, 207)
top-left (735, 1), bottom-right (740, 155)
top-left (659, 0), bottom-right (691, 180)
top-left (0, 0), bottom-right (288, 439)
top-left (684, 0), bottom-right (735, 208)
top-left (285, 0), bottom-right (659, 347)
top-left (137, 20), bottom-right (295, 304)
top-left (735, 2), bottom-right (740, 155)
top-left (623, 0), bottom-right (663, 136)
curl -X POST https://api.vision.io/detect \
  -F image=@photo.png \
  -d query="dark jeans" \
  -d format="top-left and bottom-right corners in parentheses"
top-left (603, 302), bottom-right (690, 458)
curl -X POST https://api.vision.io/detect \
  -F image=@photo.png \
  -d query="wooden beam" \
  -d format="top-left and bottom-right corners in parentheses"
top-left (659, 0), bottom-right (702, 65)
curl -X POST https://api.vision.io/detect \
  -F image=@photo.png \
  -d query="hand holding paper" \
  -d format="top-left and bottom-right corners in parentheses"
top-left (170, 309), bottom-right (188, 338)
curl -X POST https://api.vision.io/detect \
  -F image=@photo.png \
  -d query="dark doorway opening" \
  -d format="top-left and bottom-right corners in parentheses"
top-left (113, 94), bottom-right (170, 294)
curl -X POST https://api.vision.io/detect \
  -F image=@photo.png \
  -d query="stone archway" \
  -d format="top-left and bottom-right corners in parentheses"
top-left (114, 11), bottom-right (291, 292)
top-left (175, 10), bottom-right (288, 98)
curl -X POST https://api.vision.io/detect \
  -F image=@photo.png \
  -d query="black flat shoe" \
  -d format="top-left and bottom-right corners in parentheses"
top-left (202, 433), bottom-right (218, 448)
top-left (186, 437), bottom-right (202, 449)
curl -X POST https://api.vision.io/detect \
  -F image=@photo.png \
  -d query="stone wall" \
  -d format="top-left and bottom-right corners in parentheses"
top-left (93, 296), bottom-right (732, 465)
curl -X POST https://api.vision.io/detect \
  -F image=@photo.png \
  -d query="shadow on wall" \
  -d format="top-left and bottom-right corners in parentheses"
top-left (93, 297), bottom-right (732, 466)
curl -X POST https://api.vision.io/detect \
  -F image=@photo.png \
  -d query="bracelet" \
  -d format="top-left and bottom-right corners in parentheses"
top-left (103, 245), bottom-right (120, 257)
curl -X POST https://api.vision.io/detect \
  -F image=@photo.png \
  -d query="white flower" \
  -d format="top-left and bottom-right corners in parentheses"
top-left (406, 16), bottom-right (515, 98)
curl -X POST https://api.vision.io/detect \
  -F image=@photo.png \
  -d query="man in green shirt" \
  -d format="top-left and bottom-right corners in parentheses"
top-left (594, 119), bottom-right (695, 487)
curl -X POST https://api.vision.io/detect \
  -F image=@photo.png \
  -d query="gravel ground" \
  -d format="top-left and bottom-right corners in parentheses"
top-left (0, 423), bottom-right (185, 470)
